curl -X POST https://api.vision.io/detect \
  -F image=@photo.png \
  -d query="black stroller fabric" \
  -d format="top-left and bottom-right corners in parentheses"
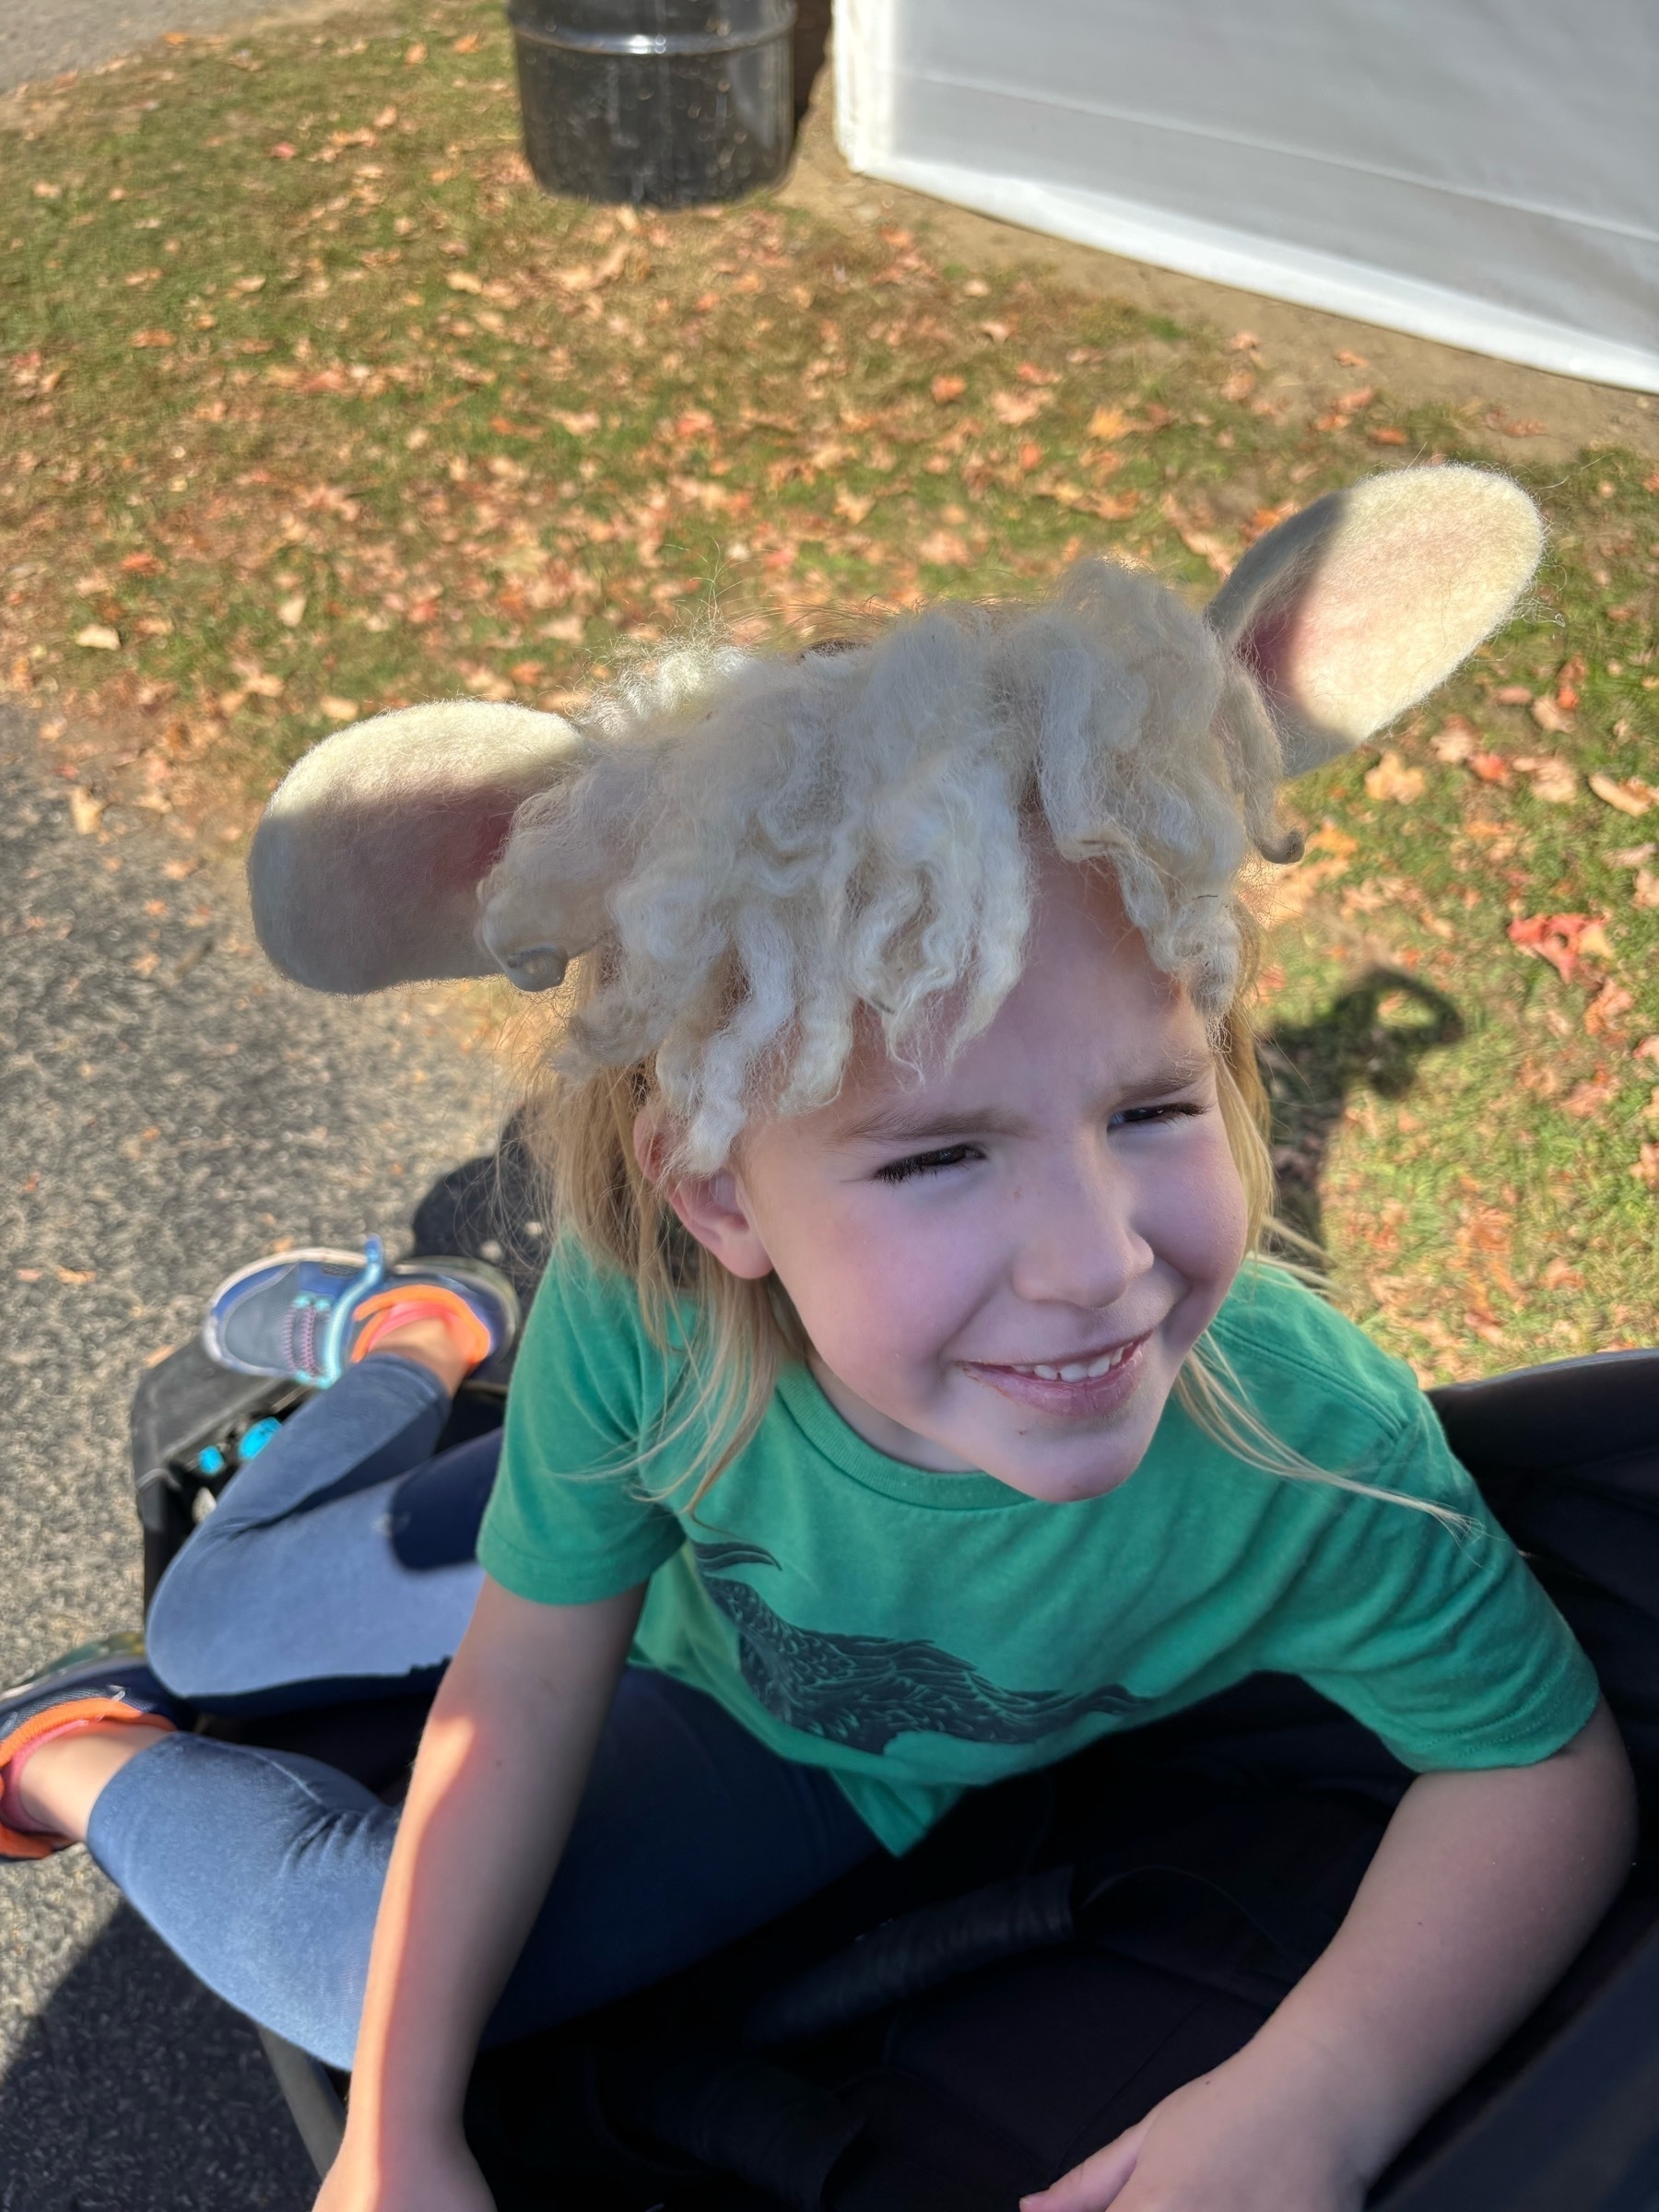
top-left (456, 1349), bottom-right (1659, 2212)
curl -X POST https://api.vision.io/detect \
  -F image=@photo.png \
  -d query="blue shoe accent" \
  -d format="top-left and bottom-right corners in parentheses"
top-left (320, 1235), bottom-right (386, 1385)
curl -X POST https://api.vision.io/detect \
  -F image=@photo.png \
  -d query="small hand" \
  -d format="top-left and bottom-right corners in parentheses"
top-left (1019, 2049), bottom-right (1369, 2212)
top-left (312, 2124), bottom-right (497, 2212)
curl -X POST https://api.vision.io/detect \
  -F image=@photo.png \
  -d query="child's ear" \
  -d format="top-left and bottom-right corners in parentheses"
top-left (634, 1112), bottom-right (775, 1281)
top-left (1206, 465), bottom-right (1543, 778)
top-left (248, 700), bottom-right (590, 992)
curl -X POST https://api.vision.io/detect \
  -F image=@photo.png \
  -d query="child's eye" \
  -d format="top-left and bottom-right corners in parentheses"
top-left (874, 1145), bottom-right (977, 1185)
top-left (1112, 1101), bottom-right (1206, 1130)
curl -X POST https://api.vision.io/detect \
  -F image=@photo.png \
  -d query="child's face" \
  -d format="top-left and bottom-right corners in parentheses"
top-left (673, 855), bottom-right (1251, 1503)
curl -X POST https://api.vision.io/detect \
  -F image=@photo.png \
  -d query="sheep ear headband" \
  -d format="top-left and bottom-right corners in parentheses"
top-left (250, 465), bottom-right (1541, 1006)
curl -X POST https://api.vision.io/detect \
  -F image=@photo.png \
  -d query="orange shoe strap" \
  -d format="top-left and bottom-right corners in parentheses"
top-left (348, 1287), bottom-right (491, 1372)
top-left (0, 1699), bottom-right (177, 1859)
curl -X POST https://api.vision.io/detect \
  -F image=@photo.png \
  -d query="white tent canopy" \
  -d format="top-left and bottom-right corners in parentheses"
top-left (835, 0), bottom-right (1659, 393)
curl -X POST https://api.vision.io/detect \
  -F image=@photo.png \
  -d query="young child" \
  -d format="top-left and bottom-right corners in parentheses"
top-left (0, 466), bottom-right (1636, 2212)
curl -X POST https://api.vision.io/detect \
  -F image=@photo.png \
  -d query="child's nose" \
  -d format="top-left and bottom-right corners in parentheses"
top-left (1006, 1149), bottom-right (1152, 1312)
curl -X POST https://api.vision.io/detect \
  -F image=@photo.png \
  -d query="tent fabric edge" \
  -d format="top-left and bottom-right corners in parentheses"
top-left (840, 147), bottom-right (1659, 396)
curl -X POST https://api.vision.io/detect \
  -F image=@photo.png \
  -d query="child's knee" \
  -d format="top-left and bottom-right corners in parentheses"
top-left (145, 1537), bottom-right (238, 1700)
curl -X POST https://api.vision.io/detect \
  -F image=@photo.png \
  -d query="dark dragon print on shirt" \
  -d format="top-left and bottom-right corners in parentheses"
top-left (688, 1537), bottom-right (1149, 1756)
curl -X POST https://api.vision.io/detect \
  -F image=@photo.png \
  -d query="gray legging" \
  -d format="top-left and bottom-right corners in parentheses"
top-left (92, 1358), bottom-right (877, 2069)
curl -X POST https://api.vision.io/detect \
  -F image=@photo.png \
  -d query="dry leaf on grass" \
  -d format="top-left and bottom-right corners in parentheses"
top-left (1590, 772), bottom-right (1657, 817)
top-left (1505, 912), bottom-right (1614, 983)
top-left (1562, 1068), bottom-right (1619, 1118)
top-left (1364, 750), bottom-right (1425, 804)
top-left (1530, 694), bottom-right (1575, 735)
top-left (75, 623), bottom-right (121, 652)
top-left (553, 242), bottom-right (630, 293)
top-left (68, 788), bottom-right (103, 834)
top-left (1431, 716), bottom-right (1478, 763)
top-left (1512, 756), bottom-right (1578, 803)
top-left (1584, 981), bottom-right (1634, 1036)
top-left (930, 373), bottom-right (966, 403)
top-left (992, 390), bottom-right (1047, 427)
top-left (916, 529), bottom-right (971, 566)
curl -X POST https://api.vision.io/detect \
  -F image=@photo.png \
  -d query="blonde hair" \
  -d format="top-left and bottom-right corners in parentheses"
top-left (501, 565), bottom-right (1448, 1522)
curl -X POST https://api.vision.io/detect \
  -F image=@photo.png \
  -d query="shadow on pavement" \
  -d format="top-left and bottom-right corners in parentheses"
top-left (1258, 968), bottom-right (1465, 1253)
top-left (0, 1900), bottom-right (315, 2212)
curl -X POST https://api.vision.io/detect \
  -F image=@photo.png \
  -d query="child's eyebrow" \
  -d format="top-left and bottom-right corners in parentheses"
top-left (833, 1057), bottom-right (1215, 1149)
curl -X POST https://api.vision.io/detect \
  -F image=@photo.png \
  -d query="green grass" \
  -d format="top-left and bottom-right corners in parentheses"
top-left (3, 0), bottom-right (1656, 1377)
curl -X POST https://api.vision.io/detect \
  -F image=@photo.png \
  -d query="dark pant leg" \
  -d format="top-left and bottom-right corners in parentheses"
top-left (147, 1358), bottom-right (498, 1712)
top-left (87, 1670), bottom-right (879, 2070)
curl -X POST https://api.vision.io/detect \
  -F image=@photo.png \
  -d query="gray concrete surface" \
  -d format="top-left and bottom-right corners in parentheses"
top-left (0, 0), bottom-right (369, 96)
top-left (0, 705), bottom-right (502, 2210)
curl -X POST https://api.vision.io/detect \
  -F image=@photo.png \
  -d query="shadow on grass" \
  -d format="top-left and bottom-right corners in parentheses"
top-left (0, 1900), bottom-right (314, 2212)
top-left (1258, 968), bottom-right (1465, 1253)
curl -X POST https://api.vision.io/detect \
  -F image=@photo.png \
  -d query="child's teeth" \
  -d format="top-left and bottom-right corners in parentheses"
top-left (1017, 1347), bottom-right (1128, 1381)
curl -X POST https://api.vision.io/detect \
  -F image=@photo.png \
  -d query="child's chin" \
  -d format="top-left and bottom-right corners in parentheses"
top-left (986, 1455), bottom-right (1144, 1505)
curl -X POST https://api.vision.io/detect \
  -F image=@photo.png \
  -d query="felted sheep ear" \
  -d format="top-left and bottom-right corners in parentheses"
top-left (248, 700), bottom-right (594, 993)
top-left (1206, 465), bottom-right (1543, 779)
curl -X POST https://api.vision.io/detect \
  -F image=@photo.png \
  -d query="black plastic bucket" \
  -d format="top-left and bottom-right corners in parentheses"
top-left (508, 0), bottom-right (797, 207)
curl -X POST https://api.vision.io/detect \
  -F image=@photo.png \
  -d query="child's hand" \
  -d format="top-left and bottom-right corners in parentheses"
top-left (312, 2126), bottom-right (497, 2212)
top-left (1019, 2045), bottom-right (1368, 2212)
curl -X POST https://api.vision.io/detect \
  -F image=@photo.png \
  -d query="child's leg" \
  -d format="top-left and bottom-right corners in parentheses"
top-left (486, 1666), bottom-right (878, 2046)
top-left (146, 1352), bottom-right (496, 1713)
top-left (76, 1670), bottom-right (876, 2070)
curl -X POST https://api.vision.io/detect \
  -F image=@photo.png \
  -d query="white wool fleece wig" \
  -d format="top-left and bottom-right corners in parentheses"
top-left (485, 559), bottom-right (1290, 1177)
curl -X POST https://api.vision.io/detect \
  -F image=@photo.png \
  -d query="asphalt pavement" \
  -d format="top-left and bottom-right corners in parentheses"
top-left (0, 0), bottom-right (368, 96)
top-left (0, 704), bottom-right (502, 2209)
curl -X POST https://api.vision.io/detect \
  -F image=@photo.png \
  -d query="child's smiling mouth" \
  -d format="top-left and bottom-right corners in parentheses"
top-left (962, 1333), bottom-right (1151, 1417)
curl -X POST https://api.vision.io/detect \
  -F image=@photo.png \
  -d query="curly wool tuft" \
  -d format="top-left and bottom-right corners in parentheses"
top-left (484, 560), bottom-right (1290, 1174)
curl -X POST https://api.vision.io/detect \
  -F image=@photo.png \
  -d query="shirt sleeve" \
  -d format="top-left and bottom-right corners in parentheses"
top-left (476, 1237), bottom-right (687, 1606)
top-left (1252, 1393), bottom-right (1602, 1772)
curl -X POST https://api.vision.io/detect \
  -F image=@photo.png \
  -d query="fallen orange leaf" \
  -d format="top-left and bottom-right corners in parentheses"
top-left (1505, 912), bottom-right (1609, 983)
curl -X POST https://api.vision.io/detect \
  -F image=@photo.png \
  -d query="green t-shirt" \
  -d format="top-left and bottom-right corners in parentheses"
top-left (477, 1240), bottom-right (1600, 1853)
